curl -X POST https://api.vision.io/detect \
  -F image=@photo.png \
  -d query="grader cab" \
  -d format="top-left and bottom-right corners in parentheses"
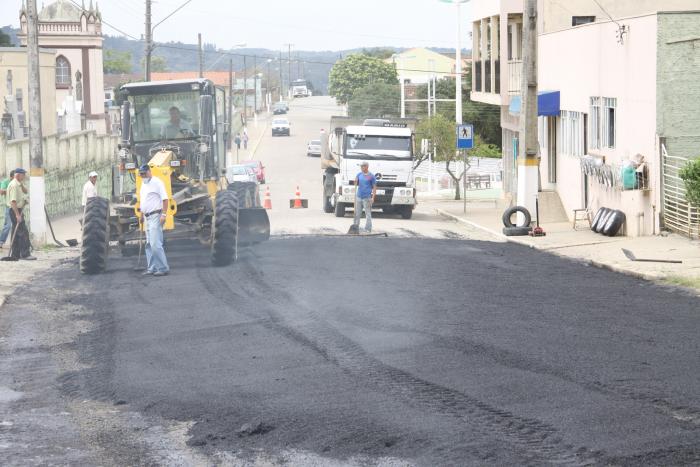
top-left (80, 79), bottom-right (270, 274)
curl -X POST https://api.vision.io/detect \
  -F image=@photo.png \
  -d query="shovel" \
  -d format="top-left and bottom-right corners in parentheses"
top-left (621, 248), bottom-right (682, 264)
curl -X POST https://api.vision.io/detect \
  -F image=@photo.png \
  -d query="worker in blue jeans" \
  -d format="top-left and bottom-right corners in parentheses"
top-left (138, 165), bottom-right (170, 276)
top-left (353, 161), bottom-right (377, 233)
top-left (0, 170), bottom-right (15, 248)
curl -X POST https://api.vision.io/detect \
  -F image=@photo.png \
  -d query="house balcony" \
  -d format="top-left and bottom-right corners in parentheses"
top-left (471, 58), bottom-right (503, 106)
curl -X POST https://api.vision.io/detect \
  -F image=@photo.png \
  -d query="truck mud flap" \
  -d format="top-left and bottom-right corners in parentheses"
top-left (238, 208), bottom-right (271, 245)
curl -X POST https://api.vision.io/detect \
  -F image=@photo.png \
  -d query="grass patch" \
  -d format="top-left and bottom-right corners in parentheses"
top-left (664, 276), bottom-right (700, 290)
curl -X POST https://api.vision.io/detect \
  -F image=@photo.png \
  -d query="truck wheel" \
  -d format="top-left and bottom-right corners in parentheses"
top-left (212, 190), bottom-right (239, 266)
top-left (80, 197), bottom-right (110, 274)
top-left (502, 206), bottom-right (531, 228)
top-left (334, 201), bottom-right (346, 217)
top-left (400, 206), bottom-right (413, 219)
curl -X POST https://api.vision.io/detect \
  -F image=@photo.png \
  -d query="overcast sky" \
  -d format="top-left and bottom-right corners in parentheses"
top-left (1, 0), bottom-right (473, 51)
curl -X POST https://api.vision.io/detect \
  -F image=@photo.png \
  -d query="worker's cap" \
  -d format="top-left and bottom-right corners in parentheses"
top-left (360, 161), bottom-right (369, 167)
top-left (14, 168), bottom-right (26, 174)
top-left (138, 164), bottom-right (150, 174)
top-left (88, 171), bottom-right (98, 178)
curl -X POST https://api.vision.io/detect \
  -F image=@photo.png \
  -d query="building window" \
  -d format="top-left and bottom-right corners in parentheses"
top-left (56, 56), bottom-right (71, 86)
top-left (572, 16), bottom-right (596, 26)
top-left (589, 97), bottom-right (616, 150)
top-left (559, 110), bottom-right (584, 156)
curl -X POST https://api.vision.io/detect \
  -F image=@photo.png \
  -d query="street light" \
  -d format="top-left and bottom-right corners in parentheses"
top-left (145, 0), bottom-right (195, 80)
top-left (440, 0), bottom-right (469, 124)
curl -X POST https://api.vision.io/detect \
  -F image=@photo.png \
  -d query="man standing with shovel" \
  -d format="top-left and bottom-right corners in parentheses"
top-left (6, 168), bottom-right (35, 261)
top-left (351, 161), bottom-right (377, 234)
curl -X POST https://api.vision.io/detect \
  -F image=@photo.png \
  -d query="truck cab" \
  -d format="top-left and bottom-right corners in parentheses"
top-left (322, 118), bottom-right (417, 219)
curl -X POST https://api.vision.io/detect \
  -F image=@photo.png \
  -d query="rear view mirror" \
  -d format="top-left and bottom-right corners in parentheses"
top-left (121, 100), bottom-right (131, 147)
top-left (199, 95), bottom-right (213, 136)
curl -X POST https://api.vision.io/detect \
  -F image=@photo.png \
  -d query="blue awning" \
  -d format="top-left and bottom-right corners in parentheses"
top-left (508, 91), bottom-right (560, 116)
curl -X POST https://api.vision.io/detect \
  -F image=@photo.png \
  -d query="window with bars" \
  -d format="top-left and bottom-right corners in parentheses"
top-left (589, 96), bottom-right (616, 150)
top-left (56, 56), bottom-right (71, 86)
top-left (558, 110), bottom-right (584, 156)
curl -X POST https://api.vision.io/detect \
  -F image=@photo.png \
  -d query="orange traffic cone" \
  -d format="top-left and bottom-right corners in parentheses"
top-left (263, 186), bottom-right (272, 209)
top-left (293, 186), bottom-right (303, 208)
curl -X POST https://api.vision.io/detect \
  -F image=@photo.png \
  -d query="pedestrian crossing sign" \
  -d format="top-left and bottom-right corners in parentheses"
top-left (457, 124), bottom-right (474, 149)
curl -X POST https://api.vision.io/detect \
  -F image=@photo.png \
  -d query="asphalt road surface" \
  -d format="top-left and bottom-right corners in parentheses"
top-left (0, 98), bottom-right (698, 466)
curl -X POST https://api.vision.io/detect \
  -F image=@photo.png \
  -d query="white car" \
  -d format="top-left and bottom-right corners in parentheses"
top-left (271, 118), bottom-right (291, 136)
top-left (307, 139), bottom-right (321, 157)
top-left (226, 165), bottom-right (257, 184)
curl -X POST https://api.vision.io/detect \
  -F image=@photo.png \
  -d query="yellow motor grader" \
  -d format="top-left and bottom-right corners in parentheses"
top-left (80, 79), bottom-right (269, 274)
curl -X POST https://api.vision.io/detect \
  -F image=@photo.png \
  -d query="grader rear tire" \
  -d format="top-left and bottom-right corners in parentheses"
top-left (80, 197), bottom-right (110, 274)
top-left (228, 182), bottom-right (255, 208)
top-left (212, 190), bottom-right (239, 266)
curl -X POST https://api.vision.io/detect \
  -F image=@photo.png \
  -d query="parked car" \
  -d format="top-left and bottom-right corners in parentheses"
top-left (271, 118), bottom-right (291, 136)
top-left (225, 164), bottom-right (258, 184)
top-left (307, 139), bottom-right (321, 157)
top-left (243, 160), bottom-right (266, 184)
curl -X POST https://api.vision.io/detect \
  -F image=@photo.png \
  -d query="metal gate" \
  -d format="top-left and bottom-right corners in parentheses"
top-left (661, 143), bottom-right (700, 238)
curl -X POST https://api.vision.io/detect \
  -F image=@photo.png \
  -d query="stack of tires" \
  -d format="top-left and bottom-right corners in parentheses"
top-left (590, 208), bottom-right (626, 237)
top-left (502, 206), bottom-right (532, 236)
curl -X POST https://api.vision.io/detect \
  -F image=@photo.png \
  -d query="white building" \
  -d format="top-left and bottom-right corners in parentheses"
top-left (18, 0), bottom-right (107, 133)
top-left (469, 0), bottom-right (700, 237)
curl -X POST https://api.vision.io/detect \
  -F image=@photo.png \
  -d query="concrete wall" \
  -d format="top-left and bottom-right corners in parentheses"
top-left (0, 48), bottom-right (58, 136)
top-left (0, 130), bottom-right (117, 218)
top-left (538, 14), bottom-right (659, 236)
top-left (657, 11), bottom-right (700, 158)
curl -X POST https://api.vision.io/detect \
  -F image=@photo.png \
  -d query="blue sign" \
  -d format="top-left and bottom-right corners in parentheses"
top-left (457, 124), bottom-right (474, 149)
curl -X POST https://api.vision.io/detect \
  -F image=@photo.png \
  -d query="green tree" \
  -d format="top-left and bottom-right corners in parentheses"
top-left (348, 82), bottom-right (400, 118)
top-left (361, 48), bottom-right (396, 60)
top-left (679, 158), bottom-right (700, 208)
top-left (0, 30), bottom-right (13, 47)
top-left (328, 54), bottom-right (398, 105)
top-left (103, 49), bottom-right (132, 74)
top-left (416, 114), bottom-right (469, 200)
top-left (414, 75), bottom-right (502, 148)
top-left (140, 55), bottom-right (168, 73)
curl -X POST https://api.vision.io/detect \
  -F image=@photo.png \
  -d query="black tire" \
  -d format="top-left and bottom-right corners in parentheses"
top-left (211, 190), bottom-right (239, 266)
top-left (228, 181), bottom-right (255, 208)
top-left (595, 209), bottom-right (614, 233)
top-left (590, 207), bottom-right (608, 232)
top-left (334, 201), bottom-right (346, 217)
top-left (80, 196), bottom-right (110, 274)
top-left (503, 226), bottom-right (532, 236)
top-left (502, 206), bottom-right (531, 228)
top-left (400, 206), bottom-right (413, 219)
top-left (602, 210), bottom-right (626, 237)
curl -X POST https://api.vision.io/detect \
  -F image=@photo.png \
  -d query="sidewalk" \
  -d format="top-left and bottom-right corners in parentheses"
top-left (422, 195), bottom-right (700, 291)
top-left (228, 112), bottom-right (270, 164)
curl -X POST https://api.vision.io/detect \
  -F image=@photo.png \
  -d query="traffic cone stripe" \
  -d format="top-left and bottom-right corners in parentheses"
top-left (263, 186), bottom-right (272, 210)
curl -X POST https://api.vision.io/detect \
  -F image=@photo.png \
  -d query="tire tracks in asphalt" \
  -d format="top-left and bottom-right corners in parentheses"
top-left (196, 253), bottom-right (601, 466)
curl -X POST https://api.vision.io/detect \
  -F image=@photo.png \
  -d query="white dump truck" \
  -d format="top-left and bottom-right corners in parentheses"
top-left (321, 117), bottom-right (418, 219)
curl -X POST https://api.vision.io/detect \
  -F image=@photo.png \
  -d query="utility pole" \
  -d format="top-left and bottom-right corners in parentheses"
top-left (144, 0), bottom-right (152, 80)
top-left (518, 0), bottom-right (539, 220)
top-left (243, 55), bottom-right (247, 120)
top-left (253, 55), bottom-right (257, 115)
top-left (284, 43), bottom-right (293, 97)
top-left (198, 33), bottom-right (204, 78)
top-left (228, 58), bottom-right (233, 163)
top-left (26, 0), bottom-right (46, 244)
top-left (454, 0), bottom-right (465, 124)
top-left (279, 51), bottom-right (283, 101)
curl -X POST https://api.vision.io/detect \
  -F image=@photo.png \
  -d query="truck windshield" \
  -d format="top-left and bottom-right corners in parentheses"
top-left (129, 91), bottom-right (200, 143)
top-left (346, 135), bottom-right (412, 158)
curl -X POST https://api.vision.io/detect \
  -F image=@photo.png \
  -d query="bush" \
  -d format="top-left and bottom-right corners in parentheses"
top-left (679, 158), bottom-right (700, 207)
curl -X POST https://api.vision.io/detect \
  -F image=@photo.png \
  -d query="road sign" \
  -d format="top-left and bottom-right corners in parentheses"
top-left (457, 124), bottom-right (474, 149)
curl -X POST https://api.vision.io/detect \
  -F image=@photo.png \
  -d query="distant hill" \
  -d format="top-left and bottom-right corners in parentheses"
top-left (1, 25), bottom-right (470, 94)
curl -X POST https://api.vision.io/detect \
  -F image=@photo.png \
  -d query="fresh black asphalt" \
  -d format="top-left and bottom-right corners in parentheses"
top-left (49, 237), bottom-right (700, 465)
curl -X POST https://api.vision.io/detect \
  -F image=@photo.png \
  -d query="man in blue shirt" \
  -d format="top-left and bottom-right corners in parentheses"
top-left (353, 161), bottom-right (377, 232)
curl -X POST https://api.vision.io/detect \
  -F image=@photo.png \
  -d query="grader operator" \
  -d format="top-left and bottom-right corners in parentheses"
top-left (79, 78), bottom-right (269, 274)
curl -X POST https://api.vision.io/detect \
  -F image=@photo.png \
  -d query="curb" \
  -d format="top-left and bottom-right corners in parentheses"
top-left (435, 208), bottom-right (667, 283)
top-left (249, 115), bottom-right (271, 158)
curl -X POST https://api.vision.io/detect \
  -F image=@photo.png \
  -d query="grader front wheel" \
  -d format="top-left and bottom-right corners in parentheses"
top-left (211, 190), bottom-right (239, 266)
top-left (80, 197), bottom-right (110, 274)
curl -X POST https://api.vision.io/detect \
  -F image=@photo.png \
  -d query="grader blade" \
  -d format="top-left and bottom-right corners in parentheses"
top-left (238, 208), bottom-right (270, 245)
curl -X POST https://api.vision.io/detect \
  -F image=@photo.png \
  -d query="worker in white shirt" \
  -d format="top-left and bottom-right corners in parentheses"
top-left (81, 171), bottom-right (98, 206)
top-left (138, 164), bottom-right (169, 277)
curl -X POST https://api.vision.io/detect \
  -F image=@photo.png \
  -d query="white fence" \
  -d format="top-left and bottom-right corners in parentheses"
top-left (414, 157), bottom-right (502, 192)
